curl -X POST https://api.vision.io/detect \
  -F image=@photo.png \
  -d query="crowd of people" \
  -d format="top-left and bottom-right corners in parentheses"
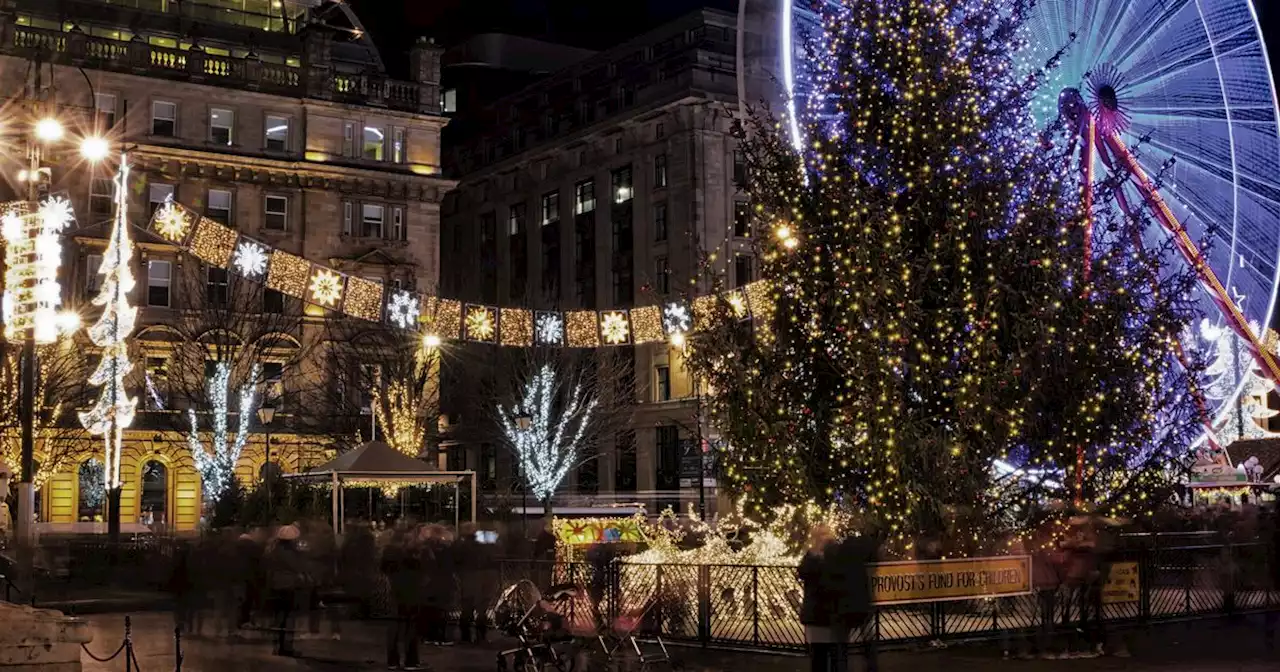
top-left (165, 518), bottom-right (509, 669)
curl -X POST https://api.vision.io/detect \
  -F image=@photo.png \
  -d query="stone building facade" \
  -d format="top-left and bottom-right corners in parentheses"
top-left (441, 8), bottom-right (777, 511)
top-left (0, 0), bottom-right (451, 532)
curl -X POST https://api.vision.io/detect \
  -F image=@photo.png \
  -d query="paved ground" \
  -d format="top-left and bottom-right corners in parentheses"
top-left (76, 611), bottom-right (1280, 672)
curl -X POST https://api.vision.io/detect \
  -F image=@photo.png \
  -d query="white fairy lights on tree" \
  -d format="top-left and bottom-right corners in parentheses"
top-left (78, 158), bottom-right (139, 492)
top-left (187, 361), bottom-right (261, 500)
top-left (1200, 318), bottom-right (1280, 445)
top-left (498, 364), bottom-right (598, 503)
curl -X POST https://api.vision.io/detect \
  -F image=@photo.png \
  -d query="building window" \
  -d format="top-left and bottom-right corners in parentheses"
top-left (362, 203), bottom-right (385, 238)
top-left (95, 93), bottom-right (117, 130)
top-left (578, 458), bottom-right (599, 494)
top-left (264, 115), bottom-right (289, 151)
top-left (612, 165), bottom-right (633, 203)
top-left (359, 364), bottom-right (381, 414)
top-left (86, 254), bottom-right (102, 293)
top-left (734, 200), bottom-right (751, 237)
top-left (655, 122), bottom-right (665, 140)
top-left (207, 266), bottom-right (229, 307)
top-left (655, 256), bottom-right (669, 294)
top-left (392, 127), bottom-right (407, 163)
top-left (149, 183), bottom-right (174, 216)
top-left (614, 137), bottom-right (623, 153)
top-left (342, 202), bottom-right (353, 236)
top-left (733, 149), bottom-right (747, 185)
top-left (508, 203), bottom-right (526, 237)
top-left (574, 180), bottom-right (595, 214)
top-left (655, 365), bottom-right (671, 402)
top-left (89, 178), bottom-right (113, 221)
top-left (653, 154), bottom-right (667, 188)
top-left (391, 206), bottom-right (406, 241)
top-left (541, 191), bottom-right (560, 225)
top-left (479, 443), bottom-right (496, 490)
top-left (363, 124), bottom-right (385, 160)
top-left (656, 425), bottom-right (680, 490)
top-left (152, 101), bottom-right (177, 137)
top-left (262, 362), bottom-right (284, 407)
top-left (441, 88), bottom-right (457, 114)
top-left (263, 288), bottom-right (285, 314)
top-left (264, 195), bottom-right (288, 231)
top-left (147, 260), bottom-right (171, 307)
top-left (342, 121), bottom-right (356, 157)
top-left (447, 444), bottom-right (467, 472)
top-left (653, 202), bottom-right (668, 242)
top-left (734, 254), bottom-right (754, 288)
top-left (207, 189), bottom-right (232, 226)
top-left (480, 212), bottom-right (497, 246)
top-left (615, 431), bottom-right (637, 492)
top-left (209, 108), bottom-right (234, 145)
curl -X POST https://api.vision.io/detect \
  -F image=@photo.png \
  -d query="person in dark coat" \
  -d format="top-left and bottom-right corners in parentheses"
top-left (1264, 503), bottom-right (1280, 651)
top-left (826, 535), bottom-right (877, 672)
top-left (383, 530), bottom-right (423, 670)
top-left (799, 525), bottom-right (838, 672)
top-left (168, 541), bottom-right (198, 636)
top-left (266, 525), bottom-right (306, 657)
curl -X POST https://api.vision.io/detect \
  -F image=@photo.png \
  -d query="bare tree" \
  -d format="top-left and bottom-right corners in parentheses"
top-left (158, 264), bottom-right (317, 493)
top-left (314, 320), bottom-right (441, 457)
top-left (0, 336), bottom-right (94, 488)
top-left (486, 347), bottom-right (635, 519)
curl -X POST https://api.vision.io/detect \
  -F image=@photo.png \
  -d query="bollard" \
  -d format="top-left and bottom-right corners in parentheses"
top-left (124, 616), bottom-right (133, 672)
top-left (175, 624), bottom-right (184, 671)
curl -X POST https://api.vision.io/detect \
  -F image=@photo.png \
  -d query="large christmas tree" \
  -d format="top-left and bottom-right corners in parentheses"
top-left (688, 0), bottom-right (1203, 551)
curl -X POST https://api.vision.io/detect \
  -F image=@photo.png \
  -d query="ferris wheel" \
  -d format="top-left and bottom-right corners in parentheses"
top-left (774, 0), bottom-right (1280, 445)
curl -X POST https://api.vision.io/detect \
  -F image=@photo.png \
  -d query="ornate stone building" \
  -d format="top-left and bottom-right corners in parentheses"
top-left (0, 0), bottom-right (451, 532)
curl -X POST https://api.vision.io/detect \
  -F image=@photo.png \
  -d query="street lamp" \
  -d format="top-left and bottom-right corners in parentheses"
top-left (516, 412), bottom-right (532, 535)
top-left (79, 136), bottom-right (110, 163)
top-left (258, 405), bottom-right (276, 503)
top-left (7, 114), bottom-right (110, 546)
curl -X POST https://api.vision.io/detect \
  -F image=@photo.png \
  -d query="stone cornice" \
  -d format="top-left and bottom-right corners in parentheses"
top-left (128, 145), bottom-right (458, 202)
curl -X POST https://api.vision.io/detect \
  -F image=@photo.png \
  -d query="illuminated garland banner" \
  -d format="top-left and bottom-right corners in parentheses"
top-left (149, 201), bottom-right (764, 348)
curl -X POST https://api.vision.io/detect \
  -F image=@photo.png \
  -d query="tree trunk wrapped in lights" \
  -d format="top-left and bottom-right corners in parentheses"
top-left (78, 159), bottom-right (139, 511)
top-left (188, 361), bottom-right (260, 501)
top-left (685, 0), bottom-right (1204, 552)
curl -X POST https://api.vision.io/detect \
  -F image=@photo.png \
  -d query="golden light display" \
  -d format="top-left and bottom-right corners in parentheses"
top-left (743, 280), bottom-right (773, 318)
top-left (565, 311), bottom-right (600, 348)
top-left (600, 310), bottom-right (631, 345)
top-left (422, 297), bottom-right (463, 340)
top-left (342, 276), bottom-right (385, 321)
top-left (726, 290), bottom-right (748, 318)
top-left (153, 201), bottom-right (193, 242)
top-left (308, 268), bottom-right (345, 307)
top-left (692, 294), bottom-right (717, 329)
top-left (500, 308), bottom-right (533, 346)
top-left (189, 217), bottom-right (238, 268)
top-left (630, 305), bottom-right (664, 344)
top-left (265, 250), bottom-right (311, 297)
top-left (465, 305), bottom-right (496, 342)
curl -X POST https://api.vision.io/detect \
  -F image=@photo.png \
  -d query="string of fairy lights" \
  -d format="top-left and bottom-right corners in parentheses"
top-left (151, 199), bottom-right (765, 350)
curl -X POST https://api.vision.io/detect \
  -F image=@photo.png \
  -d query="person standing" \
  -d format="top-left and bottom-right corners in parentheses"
top-left (267, 525), bottom-right (306, 657)
top-left (828, 534), bottom-right (876, 672)
top-left (383, 529), bottom-right (423, 671)
top-left (799, 525), bottom-right (837, 672)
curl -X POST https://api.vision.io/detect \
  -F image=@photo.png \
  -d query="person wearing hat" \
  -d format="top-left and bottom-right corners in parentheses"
top-left (267, 524), bottom-right (306, 656)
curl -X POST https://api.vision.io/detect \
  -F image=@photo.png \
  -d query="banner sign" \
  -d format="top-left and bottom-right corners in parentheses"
top-left (557, 518), bottom-right (647, 546)
top-left (871, 556), bottom-right (1032, 605)
top-left (1102, 562), bottom-right (1140, 604)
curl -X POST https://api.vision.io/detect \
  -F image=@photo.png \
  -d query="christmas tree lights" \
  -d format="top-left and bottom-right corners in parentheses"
top-left (499, 364), bottom-right (599, 504)
top-left (187, 361), bottom-right (261, 500)
top-left (78, 158), bottom-right (139, 492)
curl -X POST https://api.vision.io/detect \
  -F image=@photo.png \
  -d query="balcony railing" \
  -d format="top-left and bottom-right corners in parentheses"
top-left (2, 23), bottom-right (439, 115)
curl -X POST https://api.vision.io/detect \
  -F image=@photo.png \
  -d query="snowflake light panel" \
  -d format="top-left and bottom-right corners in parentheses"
top-left (387, 290), bottom-right (420, 329)
top-left (233, 240), bottom-right (269, 277)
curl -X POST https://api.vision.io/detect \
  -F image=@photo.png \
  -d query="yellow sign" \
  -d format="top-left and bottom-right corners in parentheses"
top-left (871, 556), bottom-right (1032, 605)
top-left (1102, 562), bottom-right (1140, 604)
top-left (556, 518), bottom-right (647, 546)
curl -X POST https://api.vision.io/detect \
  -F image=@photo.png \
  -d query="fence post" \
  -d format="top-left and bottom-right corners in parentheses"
top-left (1223, 543), bottom-right (1236, 616)
top-left (698, 565), bottom-right (711, 646)
top-left (174, 625), bottom-right (184, 672)
top-left (991, 597), bottom-right (999, 634)
top-left (656, 564), bottom-right (665, 635)
top-left (751, 566), bottom-right (760, 646)
top-left (123, 616), bottom-right (133, 672)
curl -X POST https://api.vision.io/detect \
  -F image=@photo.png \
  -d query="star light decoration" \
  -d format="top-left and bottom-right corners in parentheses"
top-left (233, 240), bottom-right (269, 277)
top-left (536, 312), bottom-right (564, 346)
top-left (662, 302), bottom-right (692, 337)
top-left (465, 305), bottom-right (496, 342)
top-left (387, 290), bottom-right (420, 329)
top-left (600, 311), bottom-right (630, 345)
top-left (309, 268), bottom-right (344, 307)
top-left (153, 199), bottom-right (193, 242)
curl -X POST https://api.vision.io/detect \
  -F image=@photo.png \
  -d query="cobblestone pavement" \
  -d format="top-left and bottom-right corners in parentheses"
top-left (78, 611), bottom-right (1280, 672)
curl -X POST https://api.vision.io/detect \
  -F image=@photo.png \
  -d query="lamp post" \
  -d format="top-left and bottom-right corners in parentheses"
top-left (8, 113), bottom-right (110, 546)
top-left (257, 405), bottom-right (276, 504)
top-left (516, 412), bottom-right (532, 536)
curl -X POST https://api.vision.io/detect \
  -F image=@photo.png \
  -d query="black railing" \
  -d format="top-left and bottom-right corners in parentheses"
top-left (499, 541), bottom-right (1280, 651)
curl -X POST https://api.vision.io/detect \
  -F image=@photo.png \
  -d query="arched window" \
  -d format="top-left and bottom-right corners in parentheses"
top-left (77, 458), bottom-right (105, 522)
top-left (140, 460), bottom-right (168, 527)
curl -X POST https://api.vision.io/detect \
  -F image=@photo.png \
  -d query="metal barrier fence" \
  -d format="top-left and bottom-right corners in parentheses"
top-left (499, 542), bottom-right (1280, 651)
